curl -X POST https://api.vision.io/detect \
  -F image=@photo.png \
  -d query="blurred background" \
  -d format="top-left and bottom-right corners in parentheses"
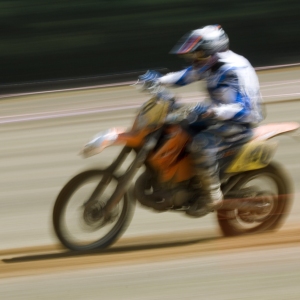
top-left (1, 1), bottom-right (300, 299)
top-left (1, 0), bottom-right (300, 84)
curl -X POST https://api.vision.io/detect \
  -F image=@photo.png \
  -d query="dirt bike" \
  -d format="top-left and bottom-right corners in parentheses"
top-left (52, 78), bottom-right (299, 252)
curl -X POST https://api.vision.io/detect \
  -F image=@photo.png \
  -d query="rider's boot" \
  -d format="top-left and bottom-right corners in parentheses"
top-left (187, 164), bottom-right (223, 217)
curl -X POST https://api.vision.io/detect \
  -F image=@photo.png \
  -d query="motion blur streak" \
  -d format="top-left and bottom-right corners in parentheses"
top-left (0, 104), bottom-right (139, 124)
top-left (0, 68), bottom-right (300, 299)
top-left (2, 68), bottom-right (300, 124)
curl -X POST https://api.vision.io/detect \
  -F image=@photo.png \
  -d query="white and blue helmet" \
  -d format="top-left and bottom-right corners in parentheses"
top-left (170, 25), bottom-right (229, 56)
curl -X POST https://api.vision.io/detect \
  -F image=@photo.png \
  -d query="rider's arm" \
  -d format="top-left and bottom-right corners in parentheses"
top-left (158, 66), bottom-right (206, 87)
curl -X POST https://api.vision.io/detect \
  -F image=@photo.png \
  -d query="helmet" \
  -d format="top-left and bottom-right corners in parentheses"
top-left (170, 25), bottom-right (229, 57)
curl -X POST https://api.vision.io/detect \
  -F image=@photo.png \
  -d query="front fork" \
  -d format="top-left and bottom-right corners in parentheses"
top-left (84, 146), bottom-right (132, 209)
top-left (86, 130), bottom-right (161, 216)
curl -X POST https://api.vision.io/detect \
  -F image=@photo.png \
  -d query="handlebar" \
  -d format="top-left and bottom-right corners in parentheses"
top-left (132, 70), bottom-right (175, 102)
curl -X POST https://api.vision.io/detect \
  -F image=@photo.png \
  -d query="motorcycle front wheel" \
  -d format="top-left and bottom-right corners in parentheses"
top-left (53, 170), bottom-right (135, 251)
top-left (217, 162), bottom-right (293, 236)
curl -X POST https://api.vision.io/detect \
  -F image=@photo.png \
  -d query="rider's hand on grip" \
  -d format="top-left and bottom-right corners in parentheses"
top-left (139, 70), bottom-right (162, 90)
top-left (139, 70), bottom-right (162, 82)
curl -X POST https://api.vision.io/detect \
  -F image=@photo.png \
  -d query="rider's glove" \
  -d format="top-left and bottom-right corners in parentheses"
top-left (139, 70), bottom-right (162, 90)
top-left (201, 108), bottom-right (215, 119)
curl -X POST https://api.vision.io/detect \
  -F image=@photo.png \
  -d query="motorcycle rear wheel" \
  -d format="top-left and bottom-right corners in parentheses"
top-left (53, 170), bottom-right (135, 251)
top-left (217, 162), bottom-right (293, 236)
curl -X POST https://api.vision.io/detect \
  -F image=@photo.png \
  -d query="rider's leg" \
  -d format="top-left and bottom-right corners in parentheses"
top-left (187, 131), bottom-right (224, 217)
top-left (187, 123), bottom-right (253, 217)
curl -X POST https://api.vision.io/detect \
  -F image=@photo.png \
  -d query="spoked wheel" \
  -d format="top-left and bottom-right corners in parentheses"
top-left (217, 162), bottom-right (293, 236)
top-left (53, 170), bottom-right (135, 251)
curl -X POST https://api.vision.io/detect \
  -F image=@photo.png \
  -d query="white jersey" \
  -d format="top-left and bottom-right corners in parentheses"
top-left (159, 50), bottom-right (264, 124)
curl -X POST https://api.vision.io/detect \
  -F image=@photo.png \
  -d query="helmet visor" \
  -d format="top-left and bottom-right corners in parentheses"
top-left (170, 32), bottom-right (202, 54)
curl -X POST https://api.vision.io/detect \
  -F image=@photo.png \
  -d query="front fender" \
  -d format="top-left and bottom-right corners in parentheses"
top-left (80, 127), bottom-right (126, 158)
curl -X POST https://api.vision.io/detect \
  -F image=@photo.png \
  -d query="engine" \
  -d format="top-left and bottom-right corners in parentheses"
top-left (134, 171), bottom-right (194, 211)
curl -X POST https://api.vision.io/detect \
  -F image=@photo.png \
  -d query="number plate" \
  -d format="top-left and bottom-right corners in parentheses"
top-left (225, 141), bottom-right (278, 173)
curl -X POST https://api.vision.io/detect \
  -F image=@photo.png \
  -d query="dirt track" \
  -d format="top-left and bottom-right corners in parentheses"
top-left (1, 70), bottom-right (300, 299)
top-left (1, 226), bottom-right (299, 280)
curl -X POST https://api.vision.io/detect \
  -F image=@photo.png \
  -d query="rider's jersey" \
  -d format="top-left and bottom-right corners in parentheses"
top-left (159, 50), bottom-right (264, 125)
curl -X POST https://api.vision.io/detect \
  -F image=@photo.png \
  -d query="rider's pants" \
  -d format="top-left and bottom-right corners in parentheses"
top-left (188, 122), bottom-right (253, 198)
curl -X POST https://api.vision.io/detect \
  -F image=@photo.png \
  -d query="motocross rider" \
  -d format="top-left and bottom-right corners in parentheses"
top-left (150, 25), bottom-right (265, 217)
